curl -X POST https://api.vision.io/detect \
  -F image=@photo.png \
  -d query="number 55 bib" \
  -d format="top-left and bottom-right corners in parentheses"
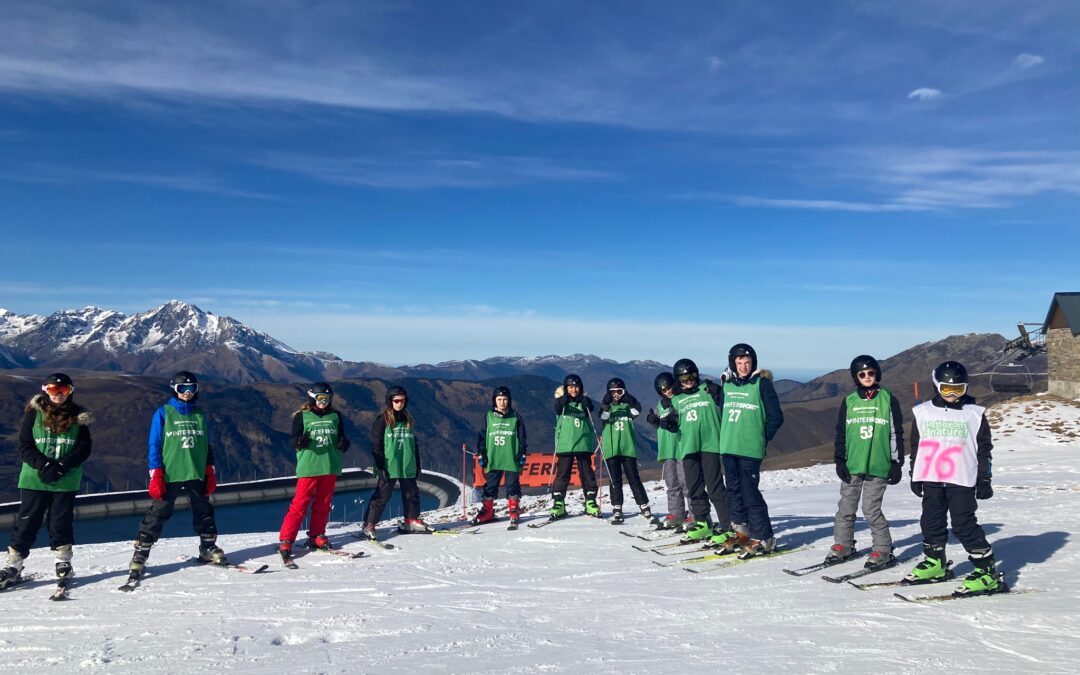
top-left (911, 401), bottom-right (984, 487)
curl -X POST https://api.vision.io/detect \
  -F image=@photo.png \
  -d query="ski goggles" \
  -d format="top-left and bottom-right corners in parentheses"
top-left (608, 388), bottom-right (625, 395)
top-left (43, 383), bottom-right (74, 397)
top-left (391, 397), bottom-right (407, 404)
top-left (938, 382), bottom-right (967, 397)
top-left (173, 383), bottom-right (199, 395)
top-left (312, 393), bottom-right (332, 404)
top-left (678, 374), bottom-right (697, 384)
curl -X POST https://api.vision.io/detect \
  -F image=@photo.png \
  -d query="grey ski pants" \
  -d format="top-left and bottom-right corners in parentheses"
top-left (661, 458), bottom-right (689, 520)
top-left (833, 474), bottom-right (893, 553)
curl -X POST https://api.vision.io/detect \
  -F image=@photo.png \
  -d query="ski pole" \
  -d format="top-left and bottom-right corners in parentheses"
top-left (461, 442), bottom-right (467, 522)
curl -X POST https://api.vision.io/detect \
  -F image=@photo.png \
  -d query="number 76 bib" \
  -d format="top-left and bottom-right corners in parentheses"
top-left (910, 402), bottom-right (983, 487)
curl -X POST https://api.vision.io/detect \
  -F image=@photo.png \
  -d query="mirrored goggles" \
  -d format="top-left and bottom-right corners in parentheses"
top-left (43, 383), bottom-right (73, 397)
top-left (173, 383), bottom-right (199, 395)
top-left (313, 393), bottom-right (332, 404)
top-left (938, 382), bottom-right (967, 397)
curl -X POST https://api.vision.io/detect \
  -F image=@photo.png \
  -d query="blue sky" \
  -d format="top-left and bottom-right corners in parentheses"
top-left (0, 1), bottom-right (1077, 379)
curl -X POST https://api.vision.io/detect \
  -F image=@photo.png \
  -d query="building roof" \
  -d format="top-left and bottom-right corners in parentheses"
top-left (1044, 292), bottom-right (1080, 336)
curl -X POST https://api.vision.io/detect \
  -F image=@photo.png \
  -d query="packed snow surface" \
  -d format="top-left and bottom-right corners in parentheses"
top-left (1, 397), bottom-right (1078, 673)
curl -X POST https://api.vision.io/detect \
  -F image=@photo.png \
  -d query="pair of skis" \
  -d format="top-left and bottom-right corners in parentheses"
top-left (118, 557), bottom-right (269, 592)
top-left (280, 546), bottom-right (368, 569)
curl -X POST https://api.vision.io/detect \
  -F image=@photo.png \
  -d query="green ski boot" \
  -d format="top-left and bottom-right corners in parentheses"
top-left (904, 545), bottom-right (949, 584)
top-left (959, 555), bottom-right (1003, 595)
top-left (680, 521), bottom-right (712, 543)
top-left (584, 499), bottom-right (601, 517)
top-left (549, 499), bottom-right (567, 520)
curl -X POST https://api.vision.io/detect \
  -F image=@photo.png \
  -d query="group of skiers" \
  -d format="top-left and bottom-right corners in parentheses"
top-left (0, 341), bottom-right (1002, 598)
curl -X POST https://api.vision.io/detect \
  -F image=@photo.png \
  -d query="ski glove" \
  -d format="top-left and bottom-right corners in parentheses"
top-left (599, 410), bottom-right (611, 422)
top-left (38, 461), bottom-right (67, 484)
top-left (205, 465), bottom-right (217, 495)
top-left (554, 386), bottom-right (565, 399)
top-left (976, 479), bottom-right (993, 500)
top-left (518, 454), bottom-right (527, 468)
top-left (910, 480), bottom-right (924, 498)
top-left (336, 437), bottom-right (351, 452)
top-left (295, 433), bottom-right (311, 450)
top-left (646, 409), bottom-right (660, 426)
top-left (835, 462), bottom-right (851, 484)
top-left (601, 391), bottom-right (613, 407)
top-left (887, 462), bottom-right (903, 485)
top-left (148, 468), bottom-right (167, 501)
top-left (477, 454), bottom-right (487, 469)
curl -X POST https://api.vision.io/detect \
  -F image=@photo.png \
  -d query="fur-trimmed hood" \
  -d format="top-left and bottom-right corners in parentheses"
top-left (27, 393), bottom-right (93, 427)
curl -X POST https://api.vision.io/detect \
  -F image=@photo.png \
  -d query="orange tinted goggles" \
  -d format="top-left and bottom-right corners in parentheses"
top-left (938, 383), bottom-right (967, 397)
top-left (43, 384), bottom-right (73, 396)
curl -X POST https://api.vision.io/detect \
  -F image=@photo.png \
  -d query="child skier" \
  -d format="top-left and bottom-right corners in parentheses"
top-left (598, 378), bottom-right (655, 525)
top-left (0, 374), bottom-right (92, 589)
top-left (359, 385), bottom-right (432, 538)
top-left (645, 371), bottom-right (689, 530)
top-left (829, 355), bottom-right (905, 569)
top-left (906, 361), bottom-right (1001, 595)
top-left (128, 371), bottom-right (225, 578)
top-left (278, 382), bottom-right (351, 562)
top-left (663, 358), bottom-right (734, 546)
top-left (718, 344), bottom-right (784, 558)
top-left (549, 374), bottom-right (600, 519)
top-left (473, 386), bottom-right (528, 528)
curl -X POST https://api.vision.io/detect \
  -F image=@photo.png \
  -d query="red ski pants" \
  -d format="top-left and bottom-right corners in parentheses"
top-left (279, 474), bottom-right (337, 542)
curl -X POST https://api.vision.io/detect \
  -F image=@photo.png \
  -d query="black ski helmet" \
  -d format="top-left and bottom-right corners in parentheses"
top-left (728, 343), bottom-right (758, 373)
top-left (654, 372), bottom-right (676, 395)
top-left (673, 358), bottom-right (698, 379)
top-left (169, 371), bottom-right (199, 396)
top-left (307, 382), bottom-right (333, 405)
top-left (563, 374), bottom-right (583, 389)
top-left (385, 385), bottom-right (408, 408)
top-left (606, 377), bottom-right (626, 392)
top-left (849, 355), bottom-right (882, 385)
top-left (933, 361), bottom-right (968, 385)
top-left (44, 373), bottom-right (74, 387)
top-left (492, 385), bottom-right (512, 408)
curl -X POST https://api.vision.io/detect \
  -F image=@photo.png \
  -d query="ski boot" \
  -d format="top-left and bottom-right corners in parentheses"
top-left (707, 527), bottom-right (741, 551)
top-left (128, 534), bottom-right (154, 574)
top-left (54, 544), bottom-right (73, 580)
top-left (398, 518), bottom-right (434, 534)
top-left (549, 495), bottom-right (567, 520)
top-left (610, 505), bottom-right (624, 524)
top-left (584, 499), bottom-right (601, 518)
top-left (278, 540), bottom-right (294, 563)
top-left (0, 547), bottom-right (24, 590)
top-left (904, 545), bottom-right (950, 584)
top-left (739, 536), bottom-right (777, 559)
top-left (198, 536), bottom-right (227, 565)
top-left (473, 499), bottom-right (496, 525)
top-left (305, 534), bottom-right (331, 551)
top-left (864, 550), bottom-right (896, 571)
top-left (680, 520), bottom-right (713, 544)
top-left (656, 514), bottom-right (679, 530)
top-left (957, 553), bottom-right (1003, 596)
top-left (673, 516), bottom-right (695, 534)
top-left (507, 497), bottom-right (521, 527)
top-left (356, 524), bottom-right (379, 542)
top-left (824, 542), bottom-right (857, 565)
top-left (639, 504), bottom-right (659, 526)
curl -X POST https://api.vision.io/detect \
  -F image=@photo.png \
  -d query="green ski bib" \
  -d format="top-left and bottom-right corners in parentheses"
top-left (601, 402), bottom-right (638, 459)
top-left (555, 400), bottom-right (595, 455)
top-left (843, 389), bottom-right (894, 479)
top-left (296, 410), bottom-right (343, 478)
top-left (161, 405), bottom-right (209, 482)
top-left (485, 411), bottom-right (521, 472)
top-left (719, 380), bottom-right (766, 459)
top-left (384, 420), bottom-right (418, 479)
top-left (656, 399), bottom-right (682, 461)
top-left (18, 412), bottom-right (83, 492)
top-left (672, 387), bottom-right (722, 455)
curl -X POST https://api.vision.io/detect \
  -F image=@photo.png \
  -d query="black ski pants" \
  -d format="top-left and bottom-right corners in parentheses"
top-left (9, 489), bottom-right (76, 558)
top-left (723, 455), bottom-right (773, 540)
top-left (551, 453), bottom-right (597, 498)
top-left (683, 451), bottom-right (729, 526)
top-left (605, 455), bottom-right (648, 507)
top-left (482, 470), bottom-right (522, 500)
top-left (920, 484), bottom-right (991, 554)
top-left (364, 475), bottom-right (421, 525)
top-left (137, 480), bottom-right (217, 543)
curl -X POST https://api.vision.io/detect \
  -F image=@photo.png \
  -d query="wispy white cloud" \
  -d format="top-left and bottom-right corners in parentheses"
top-left (0, 163), bottom-right (272, 199)
top-left (907, 88), bottom-right (942, 101)
top-left (1014, 53), bottom-right (1045, 68)
top-left (250, 152), bottom-right (615, 189)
